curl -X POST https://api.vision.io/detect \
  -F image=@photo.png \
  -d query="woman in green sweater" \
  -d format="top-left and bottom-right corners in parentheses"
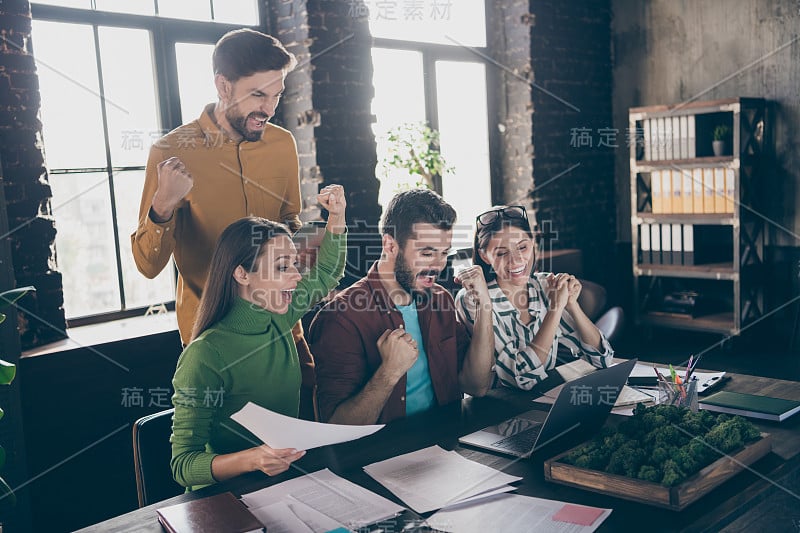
top-left (170, 184), bottom-right (347, 490)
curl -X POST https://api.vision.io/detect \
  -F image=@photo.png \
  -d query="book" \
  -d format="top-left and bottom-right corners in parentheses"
top-left (156, 492), bottom-right (265, 533)
top-left (699, 391), bottom-right (800, 422)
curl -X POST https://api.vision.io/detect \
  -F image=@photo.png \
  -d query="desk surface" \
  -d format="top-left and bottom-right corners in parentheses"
top-left (78, 368), bottom-right (800, 533)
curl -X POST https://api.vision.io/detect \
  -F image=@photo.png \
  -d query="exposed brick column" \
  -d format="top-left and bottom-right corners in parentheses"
top-left (487, 0), bottom-right (534, 210)
top-left (307, 0), bottom-right (381, 281)
top-left (267, 0), bottom-right (324, 221)
top-left (529, 0), bottom-right (615, 287)
top-left (0, 0), bottom-right (65, 349)
top-left (0, 1), bottom-right (36, 529)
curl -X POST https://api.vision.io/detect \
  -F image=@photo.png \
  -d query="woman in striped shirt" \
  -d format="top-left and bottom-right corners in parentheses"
top-left (455, 205), bottom-right (613, 390)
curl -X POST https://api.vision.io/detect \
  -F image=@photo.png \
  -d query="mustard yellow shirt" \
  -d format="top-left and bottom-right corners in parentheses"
top-left (131, 104), bottom-right (302, 343)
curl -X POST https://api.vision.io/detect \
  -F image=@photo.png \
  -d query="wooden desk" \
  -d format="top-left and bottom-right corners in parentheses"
top-left (77, 370), bottom-right (800, 532)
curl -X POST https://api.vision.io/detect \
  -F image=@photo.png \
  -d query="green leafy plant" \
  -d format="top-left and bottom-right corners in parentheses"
top-left (380, 122), bottom-right (454, 191)
top-left (0, 286), bottom-right (35, 507)
top-left (713, 125), bottom-right (731, 141)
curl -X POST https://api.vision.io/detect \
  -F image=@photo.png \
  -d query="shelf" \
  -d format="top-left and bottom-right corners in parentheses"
top-left (634, 213), bottom-right (736, 225)
top-left (634, 263), bottom-right (737, 280)
top-left (632, 156), bottom-right (737, 172)
top-left (639, 311), bottom-right (736, 335)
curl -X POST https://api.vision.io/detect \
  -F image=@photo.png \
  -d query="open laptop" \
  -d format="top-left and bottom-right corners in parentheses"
top-left (459, 359), bottom-right (637, 458)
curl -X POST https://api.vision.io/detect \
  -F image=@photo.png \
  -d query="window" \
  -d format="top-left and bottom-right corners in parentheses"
top-left (369, 0), bottom-right (492, 250)
top-left (31, 2), bottom-right (260, 324)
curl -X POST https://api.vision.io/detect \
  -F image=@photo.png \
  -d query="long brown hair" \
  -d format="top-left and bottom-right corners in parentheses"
top-left (472, 205), bottom-right (535, 282)
top-left (191, 217), bottom-right (291, 341)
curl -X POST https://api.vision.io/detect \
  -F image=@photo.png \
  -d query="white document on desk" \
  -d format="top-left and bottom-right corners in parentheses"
top-left (230, 402), bottom-right (383, 450)
top-left (630, 362), bottom-right (726, 394)
top-left (427, 493), bottom-right (612, 533)
top-left (362, 445), bottom-right (522, 513)
top-left (241, 468), bottom-right (404, 531)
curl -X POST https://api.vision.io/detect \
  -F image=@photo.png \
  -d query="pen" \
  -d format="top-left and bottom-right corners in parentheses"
top-left (684, 355), bottom-right (693, 383)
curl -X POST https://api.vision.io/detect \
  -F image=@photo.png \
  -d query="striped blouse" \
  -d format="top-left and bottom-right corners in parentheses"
top-left (455, 272), bottom-right (614, 390)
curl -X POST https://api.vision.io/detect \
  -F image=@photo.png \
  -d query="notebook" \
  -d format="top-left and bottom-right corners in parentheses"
top-left (156, 492), bottom-right (264, 533)
top-left (458, 359), bottom-right (637, 458)
top-left (699, 391), bottom-right (800, 422)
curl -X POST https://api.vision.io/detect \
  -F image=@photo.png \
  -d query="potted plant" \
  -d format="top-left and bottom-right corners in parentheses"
top-left (0, 286), bottom-right (34, 509)
top-left (712, 125), bottom-right (731, 156)
top-left (379, 122), bottom-right (453, 192)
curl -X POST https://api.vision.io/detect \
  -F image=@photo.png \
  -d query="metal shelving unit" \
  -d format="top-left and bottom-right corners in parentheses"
top-left (629, 97), bottom-right (767, 336)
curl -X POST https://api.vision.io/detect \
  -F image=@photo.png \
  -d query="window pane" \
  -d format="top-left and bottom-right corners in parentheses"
top-left (98, 27), bottom-right (160, 168)
top-left (50, 172), bottom-right (121, 318)
top-left (368, 0), bottom-right (486, 47)
top-left (114, 171), bottom-right (175, 309)
top-left (436, 61), bottom-right (491, 249)
top-left (158, 0), bottom-right (211, 21)
top-left (370, 48), bottom-right (426, 212)
top-left (175, 43), bottom-right (216, 124)
top-left (32, 21), bottom-right (107, 169)
top-left (94, 0), bottom-right (155, 15)
top-left (212, 0), bottom-right (258, 24)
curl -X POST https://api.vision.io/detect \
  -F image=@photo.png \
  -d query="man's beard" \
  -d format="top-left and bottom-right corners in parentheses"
top-left (226, 108), bottom-right (265, 142)
top-left (394, 249), bottom-right (437, 296)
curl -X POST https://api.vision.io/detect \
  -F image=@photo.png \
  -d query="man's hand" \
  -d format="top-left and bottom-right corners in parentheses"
top-left (151, 157), bottom-right (193, 222)
top-left (376, 327), bottom-right (418, 380)
top-left (455, 265), bottom-right (491, 306)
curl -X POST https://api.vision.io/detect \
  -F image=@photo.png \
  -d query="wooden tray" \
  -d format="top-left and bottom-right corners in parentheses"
top-left (543, 433), bottom-right (772, 511)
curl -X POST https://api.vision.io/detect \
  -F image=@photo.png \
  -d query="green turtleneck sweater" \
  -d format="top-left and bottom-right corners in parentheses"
top-left (170, 229), bottom-right (346, 489)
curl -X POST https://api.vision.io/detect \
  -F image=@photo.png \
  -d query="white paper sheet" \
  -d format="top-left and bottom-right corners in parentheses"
top-left (427, 493), bottom-right (612, 533)
top-left (230, 402), bottom-right (383, 450)
top-left (362, 446), bottom-right (522, 513)
top-left (249, 501), bottom-right (315, 533)
top-left (241, 468), bottom-right (404, 530)
top-left (630, 362), bottom-right (726, 394)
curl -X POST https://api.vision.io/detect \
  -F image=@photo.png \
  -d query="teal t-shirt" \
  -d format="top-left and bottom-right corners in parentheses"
top-left (397, 303), bottom-right (436, 415)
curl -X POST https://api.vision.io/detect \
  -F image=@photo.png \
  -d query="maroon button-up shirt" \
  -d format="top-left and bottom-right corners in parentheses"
top-left (309, 263), bottom-right (472, 423)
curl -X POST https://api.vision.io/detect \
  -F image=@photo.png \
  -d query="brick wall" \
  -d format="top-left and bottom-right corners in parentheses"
top-left (0, 0), bottom-right (65, 350)
top-left (529, 0), bottom-right (616, 287)
top-left (308, 0), bottom-right (381, 280)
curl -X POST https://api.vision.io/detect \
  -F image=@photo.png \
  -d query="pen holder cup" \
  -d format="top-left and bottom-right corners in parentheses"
top-left (658, 378), bottom-right (699, 412)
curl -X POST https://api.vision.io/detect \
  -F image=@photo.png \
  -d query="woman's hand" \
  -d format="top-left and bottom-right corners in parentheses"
top-left (317, 184), bottom-right (346, 216)
top-left (546, 273), bottom-right (570, 313)
top-left (318, 184), bottom-right (346, 234)
top-left (565, 275), bottom-right (582, 309)
top-left (247, 444), bottom-right (306, 477)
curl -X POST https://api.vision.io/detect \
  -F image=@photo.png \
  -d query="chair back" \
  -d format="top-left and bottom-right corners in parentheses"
top-left (132, 408), bottom-right (182, 507)
top-left (595, 306), bottom-right (625, 344)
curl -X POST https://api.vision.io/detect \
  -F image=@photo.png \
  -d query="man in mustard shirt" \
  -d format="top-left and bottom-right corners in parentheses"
top-left (131, 29), bottom-right (317, 417)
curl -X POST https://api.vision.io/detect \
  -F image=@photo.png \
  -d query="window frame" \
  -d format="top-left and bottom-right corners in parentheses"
top-left (370, 0), bottom-right (497, 207)
top-left (30, 2), bottom-right (264, 327)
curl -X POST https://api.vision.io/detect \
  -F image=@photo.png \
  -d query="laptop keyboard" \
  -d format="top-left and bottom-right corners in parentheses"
top-left (491, 425), bottom-right (542, 455)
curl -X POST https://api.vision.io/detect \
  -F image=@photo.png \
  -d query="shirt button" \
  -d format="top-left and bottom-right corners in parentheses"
top-left (156, 229), bottom-right (161, 234)
top-left (400, 395), bottom-right (405, 401)
top-left (154, 247), bottom-right (159, 252)
top-left (165, 227), bottom-right (170, 231)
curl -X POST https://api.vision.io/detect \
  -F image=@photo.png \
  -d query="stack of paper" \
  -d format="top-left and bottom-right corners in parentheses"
top-left (427, 493), bottom-right (611, 533)
top-left (241, 468), bottom-right (404, 532)
top-left (362, 446), bottom-right (522, 513)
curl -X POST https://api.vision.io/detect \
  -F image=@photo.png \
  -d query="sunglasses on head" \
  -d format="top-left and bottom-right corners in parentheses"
top-left (476, 205), bottom-right (528, 227)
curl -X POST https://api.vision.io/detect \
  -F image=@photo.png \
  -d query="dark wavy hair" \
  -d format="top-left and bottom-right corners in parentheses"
top-left (472, 206), bottom-right (535, 282)
top-left (191, 217), bottom-right (292, 341)
top-left (380, 188), bottom-right (457, 249)
top-left (213, 29), bottom-right (297, 82)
